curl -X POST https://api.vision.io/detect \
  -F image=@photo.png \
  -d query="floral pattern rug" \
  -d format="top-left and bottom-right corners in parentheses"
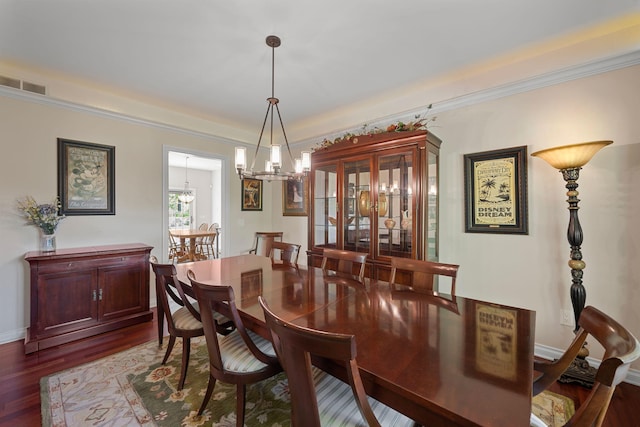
top-left (41, 336), bottom-right (291, 426)
top-left (41, 336), bottom-right (574, 426)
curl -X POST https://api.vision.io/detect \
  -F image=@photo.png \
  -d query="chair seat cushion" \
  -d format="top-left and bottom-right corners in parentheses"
top-left (314, 367), bottom-right (414, 426)
top-left (189, 301), bottom-right (230, 323)
top-left (171, 301), bottom-right (229, 327)
top-left (219, 329), bottom-right (276, 373)
top-left (172, 306), bottom-right (203, 330)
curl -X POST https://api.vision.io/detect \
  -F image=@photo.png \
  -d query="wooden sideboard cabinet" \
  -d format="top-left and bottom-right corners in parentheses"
top-left (24, 243), bottom-right (153, 353)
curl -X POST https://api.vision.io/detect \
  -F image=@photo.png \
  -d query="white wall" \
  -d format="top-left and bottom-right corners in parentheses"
top-left (1, 63), bottom-right (639, 376)
top-left (433, 65), bottom-right (640, 365)
top-left (268, 64), bottom-right (640, 373)
top-left (0, 94), bottom-right (273, 343)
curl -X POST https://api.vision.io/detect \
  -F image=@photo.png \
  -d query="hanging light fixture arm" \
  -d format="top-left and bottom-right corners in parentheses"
top-left (274, 103), bottom-right (296, 171)
top-left (249, 98), bottom-right (274, 172)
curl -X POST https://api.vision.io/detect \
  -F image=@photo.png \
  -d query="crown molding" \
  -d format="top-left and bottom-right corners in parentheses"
top-left (298, 49), bottom-right (640, 147)
top-left (2, 50), bottom-right (639, 148)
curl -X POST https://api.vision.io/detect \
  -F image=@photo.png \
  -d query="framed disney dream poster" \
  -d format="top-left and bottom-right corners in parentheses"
top-left (464, 146), bottom-right (528, 234)
top-left (57, 138), bottom-right (116, 215)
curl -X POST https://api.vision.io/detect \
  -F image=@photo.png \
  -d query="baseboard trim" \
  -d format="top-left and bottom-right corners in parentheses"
top-left (535, 343), bottom-right (640, 387)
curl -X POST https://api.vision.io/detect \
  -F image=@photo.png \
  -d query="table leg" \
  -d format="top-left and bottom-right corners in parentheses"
top-left (189, 237), bottom-right (198, 261)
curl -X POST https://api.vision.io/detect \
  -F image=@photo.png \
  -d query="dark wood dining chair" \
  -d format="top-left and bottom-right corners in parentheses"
top-left (389, 257), bottom-right (459, 295)
top-left (248, 231), bottom-right (283, 257)
top-left (269, 241), bottom-right (301, 265)
top-left (150, 256), bottom-right (204, 390)
top-left (259, 296), bottom-right (415, 427)
top-left (530, 305), bottom-right (640, 427)
top-left (320, 248), bottom-right (368, 282)
top-left (189, 272), bottom-right (282, 426)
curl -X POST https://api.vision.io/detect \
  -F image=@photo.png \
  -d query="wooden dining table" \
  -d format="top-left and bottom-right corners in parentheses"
top-left (169, 228), bottom-right (219, 262)
top-left (174, 254), bottom-right (536, 426)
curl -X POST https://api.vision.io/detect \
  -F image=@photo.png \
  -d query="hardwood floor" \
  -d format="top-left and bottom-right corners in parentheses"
top-left (0, 308), bottom-right (638, 426)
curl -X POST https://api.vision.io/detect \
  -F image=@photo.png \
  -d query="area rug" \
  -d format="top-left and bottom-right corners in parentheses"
top-left (41, 336), bottom-right (290, 427)
top-left (41, 336), bottom-right (574, 426)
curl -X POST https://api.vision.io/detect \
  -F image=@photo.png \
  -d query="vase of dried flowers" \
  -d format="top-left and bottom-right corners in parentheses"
top-left (17, 196), bottom-right (66, 252)
top-left (40, 231), bottom-right (56, 252)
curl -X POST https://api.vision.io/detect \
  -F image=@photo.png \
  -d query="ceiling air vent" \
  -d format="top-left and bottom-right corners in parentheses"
top-left (22, 81), bottom-right (46, 95)
top-left (0, 75), bottom-right (47, 95)
top-left (0, 75), bottom-right (21, 89)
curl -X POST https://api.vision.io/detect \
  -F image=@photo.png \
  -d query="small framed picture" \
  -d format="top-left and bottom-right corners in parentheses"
top-left (57, 138), bottom-right (115, 215)
top-left (464, 146), bottom-right (528, 234)
top-left (241, 178), bottom-right (263, 211)
top-left (282, 176), bottom-right (309, 216)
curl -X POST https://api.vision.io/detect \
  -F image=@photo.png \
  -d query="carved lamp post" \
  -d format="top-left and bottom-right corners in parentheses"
top-left (531, 140), bottom-right (612, 387)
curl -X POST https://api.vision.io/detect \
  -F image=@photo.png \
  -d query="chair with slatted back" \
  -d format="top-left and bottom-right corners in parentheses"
top-left (168, 231), bottom-right (186, 263)
top-left (248, 231), bottom-right (283, 257)
top-left (269, 241), bottom-right (301, 265)
top-left (150, 256), bottom-right (204, 390)
top-left (530, 305), bottom-right (640, 427)
top-left (189, 272), bottom-right (282, 426)
top-left (259, 296), bottom-right (415, 427)
top-left (197, 223), bottom-right (219, 259)
top-left (320, 248), bottom-right (368, 282)
top-left (389, 257), bottom-right (459, 296)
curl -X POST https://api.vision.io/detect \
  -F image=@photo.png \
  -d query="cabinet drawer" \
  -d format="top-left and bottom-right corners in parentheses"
top-left (34, 258), bottom-right (100, 274)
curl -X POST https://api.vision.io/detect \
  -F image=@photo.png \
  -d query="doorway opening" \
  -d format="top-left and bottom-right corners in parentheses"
top-left (164, 148), bottom-right (226, 262)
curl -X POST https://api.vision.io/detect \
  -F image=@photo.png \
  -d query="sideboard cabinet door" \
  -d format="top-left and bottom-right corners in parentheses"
top-left (35, 268), bottom-right (99, 339)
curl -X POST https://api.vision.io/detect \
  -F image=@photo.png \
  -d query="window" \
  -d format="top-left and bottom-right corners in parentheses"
top-left (168, 191), bottom-right (194, 229)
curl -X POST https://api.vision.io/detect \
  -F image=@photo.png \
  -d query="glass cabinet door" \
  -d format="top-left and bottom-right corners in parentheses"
top-left (313, 163), bottom-right (338, 249)
top-left (427, 148), bottom-right (439, 260)
top-left (343, 158), bottom-right (371, 254)
top-left (377, 150), bottom-right (414, 259)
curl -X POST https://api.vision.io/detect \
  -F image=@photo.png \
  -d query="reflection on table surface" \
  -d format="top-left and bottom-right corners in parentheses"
top-left (175, 254), bottom-right (535, 426)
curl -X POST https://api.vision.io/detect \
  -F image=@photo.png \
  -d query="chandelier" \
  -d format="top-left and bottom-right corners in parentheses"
top-left (178, 156), bottom-right (195, 204)
top-left (235, 35), bottom-right (311, 181)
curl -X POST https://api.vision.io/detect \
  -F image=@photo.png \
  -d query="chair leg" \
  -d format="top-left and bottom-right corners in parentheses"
top-left (157, 306), bottom-right (165, 347)
top-left (177, 337), bottom-right (191, 390)
top-left (236, 384), bottom-right (246, 427)
top-left (162, 335), bottom-right (176, 365)
top-left (198, 375), bottom-right (217, 415)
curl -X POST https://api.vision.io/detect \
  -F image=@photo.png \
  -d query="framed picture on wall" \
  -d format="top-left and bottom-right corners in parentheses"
top-left (463, 146), bottom-right (528, 234)
top-left (282, 176), bottom-right (309, 216)
top-left (241, 178), bottom-right (263, 211)
top-left (57, 138), bottom-right (115, 215)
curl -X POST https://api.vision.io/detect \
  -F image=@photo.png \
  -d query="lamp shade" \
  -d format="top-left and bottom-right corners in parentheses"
top-left (531, 140), bottom-right (612, 170)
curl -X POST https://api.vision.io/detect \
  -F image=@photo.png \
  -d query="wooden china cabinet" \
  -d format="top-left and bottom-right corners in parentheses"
top-left (307, 130), bottom-right (441, 279)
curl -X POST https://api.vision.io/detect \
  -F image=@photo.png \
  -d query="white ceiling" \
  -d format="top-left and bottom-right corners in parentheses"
top-left (1, 0), bottom-right (639, 141)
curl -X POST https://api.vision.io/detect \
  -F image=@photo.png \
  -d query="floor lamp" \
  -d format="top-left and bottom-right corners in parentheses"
top-left (531, 140), bottom-right (612, 387)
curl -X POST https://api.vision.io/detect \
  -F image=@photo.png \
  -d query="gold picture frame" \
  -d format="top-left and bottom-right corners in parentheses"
top-left (282, 176), bottom-right (309, 216)
top-left (464, 146), bottom-right (528, 234)
top-left (241, 178), bottom-right (263, 211)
